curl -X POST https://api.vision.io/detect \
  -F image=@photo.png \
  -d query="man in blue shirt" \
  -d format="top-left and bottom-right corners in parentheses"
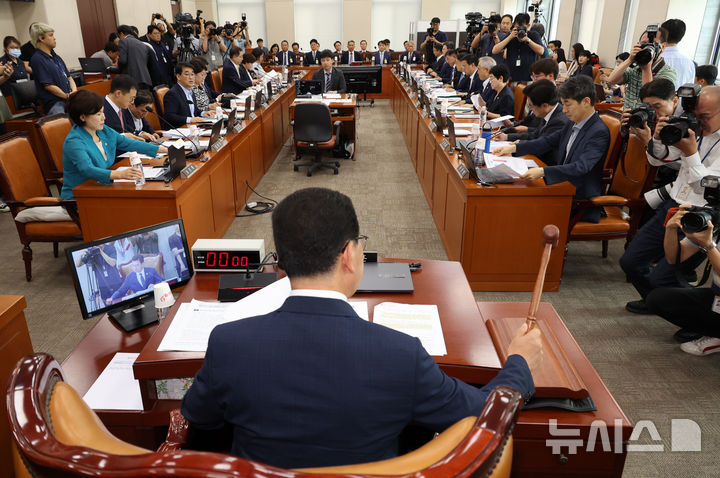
top-left (107, 254), bottom-right (164, 304)
top-left (28, 23), bottom-right (76, 115)
top-left (491, 13), bottom-right (545, 82)
top-left (420, 17), bottom-right (447, 66)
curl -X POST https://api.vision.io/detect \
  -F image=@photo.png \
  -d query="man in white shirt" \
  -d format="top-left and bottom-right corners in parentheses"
top-left (660, 19), bottom-right (695, 89)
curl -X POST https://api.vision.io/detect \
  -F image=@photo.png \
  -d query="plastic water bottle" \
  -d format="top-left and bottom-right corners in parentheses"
top-left (282, 65), bottom-right (288, 83)
top-left (481, 123), bottom-right (492, 153)
top-left (473, 143), bottom-right (484, 167)
top-left (441, 99), bottom-right (448, 117)
top-left (371, 55), bottom-right (375, 65)
top-left (250, 93), bottom-right (255, 112)
top-left (215, 105), bottom-right (223, 119)
top-left (129, 153), bottom-right (145, 187)
top-left (471, 122), bottom-right (480, 141)
top-left (480, 106), bottom-right (488, 127)
top-left (299, 55), bottom-right (304, 66)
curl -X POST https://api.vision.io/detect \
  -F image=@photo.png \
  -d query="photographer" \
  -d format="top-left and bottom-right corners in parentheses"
top-left (645, 205), bottom-right (720, 355)
top-left (607, 27), bottom-right (677, 109)
top-left (201, 20), bottom-right (227, 70)
top-left (470, 14), bottom-right (503, 57)
top-left (232, 20), bottom-right (251, 51)
top-left (491, 13), bottom-right (544, 83)
top-left (620, 86), bottom-right (720, 317)
top-left (173, 14), bottom-right (202, 62)
top-left (420, 17), bottom-right (447, 66)
top-left (75, 244), bottom-right (122, 306)
top-left (150, 13), bottom-right (176, 52)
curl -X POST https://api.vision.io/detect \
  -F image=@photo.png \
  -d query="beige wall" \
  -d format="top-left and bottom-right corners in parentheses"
top-left (266, 0), bottom-right (294, 46)
top-left (181, 0), bottom-right (197, 13)
top-left (196, 0), bottom-right (219, 22)
top-left (596, 0), bottom-right (625, 67)
top-left (344, 0), bottom-right (370, 45)
top-left (629, 0), bottom-right (669, 48)
top-left (0, 1), bottom-right (18, 41)
top-left (114, 0), bottom-right (174, 31)
top-left (11, 0), bottom-right (85, 69)
top-left (421, 0), bottom-right (450, 21)
top-left (554, 0), bottom-right (576, 56)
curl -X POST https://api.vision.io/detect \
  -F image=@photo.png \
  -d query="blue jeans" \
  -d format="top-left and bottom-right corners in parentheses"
top-left (620, 198), bottom-right (705, 299)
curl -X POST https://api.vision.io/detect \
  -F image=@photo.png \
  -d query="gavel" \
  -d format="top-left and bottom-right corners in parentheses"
top-left (525, 224), bottom-right (560, 331)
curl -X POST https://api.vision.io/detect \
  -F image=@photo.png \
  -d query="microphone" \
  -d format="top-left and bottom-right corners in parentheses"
top-left (147, 105), bottom-right (202, 157)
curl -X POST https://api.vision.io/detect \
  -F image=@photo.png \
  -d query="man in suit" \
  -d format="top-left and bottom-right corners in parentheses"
top-left (311, 50), bottom-right (347, 93)
top-left (493, 75), bottom-right (610, 222)
top-left (124, 90), bottom-right (160, 141)
top-left (164, 62), bottom-right (208, 127)
top-left (476, 56), bottom-right (497, 103)
top-left (276, 40), bottom-right (297, 66)
top-left (181, 187), bottom-right (541, 469)
top-left (438, 49), bottom-right (458, 85)
top-left (305, 39), bottom-right (321, 66)
top-left (399, 41), bottom-right (421, 64)
top-left (456, 54), bottom-right (482, 102)
top-left (341, 40), bottom-right (359, 64)
top-left (107, 254), bottom-right (163, 304)
top-left (427, 43), bottom-right (444, 76)
top-left (373, 40), bottom-right (390, 65)
top-left (359, 39), bottom-right (369, 60)
top-left (103, 74), bottom-right (145, 141)
top-left (145, 24), bottom-right (173, 86)
top-left (117, 24), bottom-right (153, 90)
top-left (222, 48), bottom-right (259, 95)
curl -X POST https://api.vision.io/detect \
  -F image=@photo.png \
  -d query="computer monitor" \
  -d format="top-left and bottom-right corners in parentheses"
top-left (296, 80), bottom-right (322, 96)
top-left (65, 219), bottom-right (192, 332)
top-left (433, 107), bottom-right (446, 130)
top-left (446, 117), bottom-right (457, 149)
top-left (337, 66), bottom-right (382, 94)
top-left (79, 57), bottom-right (107, 74)
top-left (244, 95), bottom-right (252, 120)
top-left (226, 108), bottom-right (237, 130)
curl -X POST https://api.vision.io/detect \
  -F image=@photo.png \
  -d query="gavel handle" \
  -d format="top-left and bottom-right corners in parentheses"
top-left (526, 242), bottom-right (553, 330)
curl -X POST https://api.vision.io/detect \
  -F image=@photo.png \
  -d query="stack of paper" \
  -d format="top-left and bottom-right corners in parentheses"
top-left (165, 128), bottom-right (210, 138)
top-left (373, 302), bottom-right (447, 356)
top-left (484, 153), bottom-right (528, 178)
top-left (83, 353), bottom-right (143, 410)
top-left (113, 166), bottom-right (166, 182)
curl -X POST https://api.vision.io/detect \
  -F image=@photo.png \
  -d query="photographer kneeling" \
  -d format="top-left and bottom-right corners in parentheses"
top-left (646, 204), bottom-right (720, 355)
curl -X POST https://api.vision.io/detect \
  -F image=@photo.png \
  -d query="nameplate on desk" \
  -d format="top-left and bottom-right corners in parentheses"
top-left (430, 122), bottom-right (437, 133)
top-left (456, 162), bottom-right (469, 179)
top-left (441, 139), bottom-right (450, 151)
top-left (416, 101), bottom-right (422, 109)
top-left (421, 111), bottom-right (428, 119)
top-left (210, 140), bottom-right (223, 153)
top-left (233, 122), bottom-right (244, 133)
top-left (180, 163), bottom-right (198, 179)
top-left (250, 112), bottom-right (258, 120)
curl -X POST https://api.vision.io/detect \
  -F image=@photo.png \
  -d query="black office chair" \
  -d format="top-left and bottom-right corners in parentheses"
top-left (10, 81), bottom-right (41, 117)
top-left (292, 102), bottom-right (342, 177)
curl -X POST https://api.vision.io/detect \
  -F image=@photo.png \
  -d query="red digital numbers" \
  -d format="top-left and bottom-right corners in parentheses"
top-left (206, 251), bottom-right (216, 267)
top-left (205, 252), bottom-right (250, 268)
top-left (219, 252), bottom-right (229, 267)
top-left (231, 256), bottom-right (240, 267)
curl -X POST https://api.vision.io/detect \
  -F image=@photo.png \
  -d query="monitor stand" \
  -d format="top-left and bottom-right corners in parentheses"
top-left (108, 297), bottom-right (158, 333)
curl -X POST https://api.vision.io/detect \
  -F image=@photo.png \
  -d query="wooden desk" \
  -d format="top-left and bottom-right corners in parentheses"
top-left (62, 260), bottom-right (630, 477)
top-left (389, 72), bottom-right (575, 291)
top-left (0, 296), bottom-right (33, 478)
top-left (72, 79), bottom-right (298, 246)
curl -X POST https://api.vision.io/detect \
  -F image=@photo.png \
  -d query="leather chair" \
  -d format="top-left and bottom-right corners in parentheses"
top-left (292, 102), bottom-right (342, 176)
top-left (0, 133), bottom-right (82, 281)
top-left (8, 353), bottom-right (521, 478)
top-left (568, 134), bottom-right (657, 257)
top-left (34, 113), bottom-right (72, 192)
top-left (119, 253), bottom-right (165, 280)
top-left (9, 81), bottom-right (41, 117)
top-left (153, 85), bottom-right (170, 117)
top-left (513, 83), bottom-right (527, 120)
top-left (592, 67), bottom-right (601, 83)
top-left (598, 112), bottom-right (622, 190)
top-left (212, 68), bottom-right (223, 92)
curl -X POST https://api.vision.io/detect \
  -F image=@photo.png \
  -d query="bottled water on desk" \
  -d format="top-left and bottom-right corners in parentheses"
top-left (129, 153), bottom-right (145, 187)
top-left (282, 65), bottom-right (288, 83)
top-left (480, 105), bottom-right (488, 126)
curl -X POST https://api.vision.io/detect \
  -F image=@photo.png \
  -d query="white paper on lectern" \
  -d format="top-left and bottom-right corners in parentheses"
top-left (372, 303), bottom-right (447, 356)
top-left (223, 276), bottom-right (292, 321)
top-left (484, 154), bottom-right (528, 178)
top-left (82, 353), bottom-right (143, 410)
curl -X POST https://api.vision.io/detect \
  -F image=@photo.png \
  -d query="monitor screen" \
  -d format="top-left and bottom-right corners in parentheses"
top-left (337, 66), bottom-right (382, 94)
top-left (65, 219), bottom-right (192, 319)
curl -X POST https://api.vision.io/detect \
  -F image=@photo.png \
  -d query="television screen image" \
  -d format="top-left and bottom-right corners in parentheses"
top-left (66, 220), bottom-right (192, 319)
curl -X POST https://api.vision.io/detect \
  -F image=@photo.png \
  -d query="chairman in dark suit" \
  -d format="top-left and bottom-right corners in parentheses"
top-left (399, 41), bottom-right (421, 64)
top-left (494, 76), bottom-right (610, 222)
top-left (340, 40), bottom-right (360, 64)
top-left (276, 40), bottom-right (297, 66)
top-left (164, 62), bottom-right (207, 127)
top-left (117, 25), bottom-right (153, 89)
top-left (222, 48), bottom-right (257, 95)
top-left (311, 50), bottom-right (347, 93)
top-left (107, 254), bottom-right (163, 303)
top-left (181, 187), bottom-right (541, 469)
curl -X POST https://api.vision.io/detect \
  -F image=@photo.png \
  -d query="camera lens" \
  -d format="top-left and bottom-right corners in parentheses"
top-left (681, 210), bottom-right (712, 233)
top-left (659, 121), bottom-right (688, 146)
top-left (635, 46), bottom-right (654, 66)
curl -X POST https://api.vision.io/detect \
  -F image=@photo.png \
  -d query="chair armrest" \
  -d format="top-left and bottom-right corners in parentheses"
top-left (333, 120), bottom-right (342, 141)
top-left (589, 195), bottom-right (628, 206)
top-left (157, 409), bottom-right (190, 452)
top-left (24, 196), bottom-right (61, 206)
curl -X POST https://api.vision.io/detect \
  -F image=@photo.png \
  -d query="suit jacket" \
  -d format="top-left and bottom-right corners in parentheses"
top-left (181, 296), bottom-right (535, 469)
top-left (508, 107), bottom-right (570, 165)
top-left (304, 50), bottom-right (320, 66)
top-left (431, 55), bottom-right (446, 73)
top-left (452, 70), bottom-right (464, 90)
top-left (122, 108), bottom-right (155, 136)
top-left (110, 267), bottom-right (164, 301)
top-left (486, 86), bottom-right (515, 117)
top-left (118, 35), bottom-right (152, 86)
top-left (276, 50), bottom-right (297, 66)
top-left (455, 72), bottom-right (469, 92)
top-left (572, 63), bottom-right (594, 79)
top-left (400, 51), bottom-right (421, 64)
top-left (311, 67), bottom-right (347, 93)
top-left (340, 50), bottom-right (361, 64)
top-left (515, 112), bottom-right (610, 222)
top-left (373, 51), bottom-right (390, 65)
top-left (463, 73), bottom-right (483, 103)
top-left (480, 81), bottom-right (494, 103)
top-left (103, 98), bottom-right (126, 134)
top-left (164, 83), bottom-right (202, 128)
top-left (439, 62), bottom-right (455, 84)
top-left (221, 59), bottom-right (253, 95)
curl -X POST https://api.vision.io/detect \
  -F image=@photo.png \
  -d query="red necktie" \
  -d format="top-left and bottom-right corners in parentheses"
top-left (118, 110), bottom-right (125, 132)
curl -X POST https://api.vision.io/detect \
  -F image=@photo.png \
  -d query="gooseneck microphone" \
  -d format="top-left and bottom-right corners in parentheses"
top-left (146, 105), bottom-right (202, 157)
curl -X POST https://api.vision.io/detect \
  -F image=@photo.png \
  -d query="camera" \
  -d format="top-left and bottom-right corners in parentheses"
top-left (528, 0), bottom-right (543, 12)
top-left (209, 27), bottom-right (223, 37)
top-left (464, 12), bottom-right (488, 49)
top-left (680, 176), bottom-right (720, 233)
top-left (80, 247), bottom-right (102, 265)
top-left (516, 26), bottom-right (527, 39)
top-left (154, 13), bottom-right (162, 20)
top-left (223, 23), bottom-right (235, 36)
top-left (427, 27), bottom-right (434, 37)
top-left (627, 103), bottom-right (656, 129)
top-left (486, 22), bottom-right (497, 34)
top-left (659, 83), bottom-right (702, 145)
top-left (240, 12), bottom-right (248, 29)
top-left (634, 24), bottom-right (659, 66)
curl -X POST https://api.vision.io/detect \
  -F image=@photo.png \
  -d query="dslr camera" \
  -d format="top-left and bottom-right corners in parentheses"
top-left (240, 13), bottom-right (248, 29)
top-left (516, 25), bottom-right (527, 39)
top-left (634, 23), bottom-right (659, 66)
top-left (659, 83), bottom-right (701, 145)
top-left (154, 13), bottom-right (162, 20)
top-left (627, 103), bottom-right (656, 129)
top-left (680, 176), bottom-right (720, 234)
top-left (223, 23), bottom-right (235, 36)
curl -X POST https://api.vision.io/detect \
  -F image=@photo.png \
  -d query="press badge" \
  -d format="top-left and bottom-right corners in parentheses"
top-left (677, 184), bottom-right (692, 201)
top-left (712, 296), bottom-right (720, 314)
top-left (211, 54), bottom-right (216, 61)
top-left (516, 58), bottom-right (521, 67)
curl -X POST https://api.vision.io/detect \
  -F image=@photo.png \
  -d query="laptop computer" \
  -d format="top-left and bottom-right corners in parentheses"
top-left (226, 108), bottom-right (237, 130)
top-left (79, 57), bottom-right (107, 74)
top-left (208, 119), bottom-right (223, 147)
top-left (356, 262), bottom-right (414, 293)
top-left (146, 146), bottom-right (186, 183)
top-left (244, 95), bottom-right (252, 120)
top-left (296, 80), bottom-right (322, 97)
top-left (433, 107), bottom-right (446, 130)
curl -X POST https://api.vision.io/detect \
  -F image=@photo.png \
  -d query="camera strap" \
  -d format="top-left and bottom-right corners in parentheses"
top-left (651, 58), bottom-right (666, 76)
top-left (674, 230), bottom-right (715, 289)
top-left (697, 136), bottom-right (720, 164)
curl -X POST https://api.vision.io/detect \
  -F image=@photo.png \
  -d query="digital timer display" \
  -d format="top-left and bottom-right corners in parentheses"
top-left (192, 250), bottom-right (262, 271)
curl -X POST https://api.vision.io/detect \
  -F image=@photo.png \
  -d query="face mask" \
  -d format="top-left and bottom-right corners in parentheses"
top-left (8, 48), bottom-right (20, 58)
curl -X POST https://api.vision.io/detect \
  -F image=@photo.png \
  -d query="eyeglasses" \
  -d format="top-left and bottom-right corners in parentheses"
top-left (342, 235), bottom-right (369, 252)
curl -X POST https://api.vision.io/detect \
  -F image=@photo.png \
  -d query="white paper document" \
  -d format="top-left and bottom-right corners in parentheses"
top-left (454, 114), bottom-right (482, 119)
top-left (443, 128), bottom-right (472, 137)
top-left (83, 353), bottom-right (143, 410)
top-left (223, 276), bottom-right (292, 322)
top-left (161, 140), bottom-right (210, 149)
top-left (373, 302), bottom-right (447, 356)
top-left (470, 93), bottom-right (486, 110)
top-left (113, 166), bottom-right (166, 182)
top-left (484, 153), bottom-right (528, 178)
top-left (487, 115), bottom-right (515, 126)
top-left (525, 159), bottom-right (539, 168)
top-left (349, 301), bottom-right (369, 321)
top-left (164, 128), bottom-right (210, 138)
top-left (447, 106), bottom-right (472, 112)
top-left (116, 151), bottom-right (164, 159)
top-left (323, 93), bottom-right (342, 99)
top-left (157, 300), bottom-right (234, 352)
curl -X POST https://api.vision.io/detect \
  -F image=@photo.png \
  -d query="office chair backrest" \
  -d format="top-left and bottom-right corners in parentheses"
top-left (153, 85), bottom-right (169, 117)
top-left (119, 253), bottom-right (164, 280)
top-left (10, 81), bottom-right (40, 114)
top-left (35, 114), bottom-right (72, 176)
top-left (513, 83), bottom-right (526, 120)
top-left (294, 103), bottom-right (333, 143)
top-left (211, 68), bottom-right (222, 92)
top-left (0, 134), bottom-right (49, 203)
top-left (599, 114), bottom-right (621, 170)
top-left (594, 83), bottom-right (606, 102)
top-left (610, 133), bottom-right (655, 199)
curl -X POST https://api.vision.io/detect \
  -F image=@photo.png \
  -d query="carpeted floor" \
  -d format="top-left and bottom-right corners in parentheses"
top-left (1, 99), bottom-right (717, 477)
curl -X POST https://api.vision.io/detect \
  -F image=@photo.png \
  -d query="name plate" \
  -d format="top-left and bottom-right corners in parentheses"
top-left (456, 162), bottom-right (469, 179)
top-left (440, 139), bottom-right (450, 150)
top-left (430, 122), bottom-right (437, 133)
top-left (233, 122), bottom-right (244, 133)
top-left (211, 140), bottom-right (223, 153)
top-left (180, 163), bottom-right (198, 179)
top-left (250, 112), bottom-right (258, 120)
top-left (421, 111), bottom-right (428, 119)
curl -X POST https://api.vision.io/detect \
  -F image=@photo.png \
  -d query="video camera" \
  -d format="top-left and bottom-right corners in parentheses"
top-left (634, 24), bottom-right (660, 66)
top-left (659, 83), bottom-right (701, 146)
top-left (627, 103), bottom-right (656, 129)
top-left (680, 176), bottom-right (720, 234)
top-left (80, 246), bottom-right (102, 265)
top-left (464, 12), bottom-right (493, 49)
top-left (175, 10), bottom-right (203, 39)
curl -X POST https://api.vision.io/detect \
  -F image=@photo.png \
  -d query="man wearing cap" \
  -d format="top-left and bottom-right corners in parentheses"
top-left (420, 17), bottom-right (447, 66)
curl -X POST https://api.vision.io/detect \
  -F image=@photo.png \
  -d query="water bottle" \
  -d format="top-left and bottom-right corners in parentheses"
top-left (215, 105), bottom-right (223, 119)
top-left (473, 143), bottom-right (484, 167)
top-left (481, 123), bottom-right (492, 154)
top-left (250, 93), bottom-right (255, 112)
top-left (471, 122), bottom-right (480, 141)
top-left (299, 55), bottom-right (304, 66)
top-left (282, 65), bottom-right (288, 83)
top-left (441, 99), bottom-right (448, 117)
top-left (480, 106), bottom-right (488, 127)
top-left (371, 55), bottom-right (375, 65)
top-left (129, 153), bottom-right (145, 187)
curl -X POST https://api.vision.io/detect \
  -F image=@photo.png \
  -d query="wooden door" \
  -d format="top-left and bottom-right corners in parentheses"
top-left (76, 0), bottom-right (118, 57)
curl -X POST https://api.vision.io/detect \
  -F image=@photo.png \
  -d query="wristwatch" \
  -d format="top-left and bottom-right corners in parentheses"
top-left (699, 241), bottom-right (717, 254)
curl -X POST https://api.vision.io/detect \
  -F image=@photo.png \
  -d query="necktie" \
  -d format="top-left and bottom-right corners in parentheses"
top-left (285, 52), bottom-right (288, 64)
top-left (118, 109), bottom-right (125, 132)
top-left (380, 52), bottom-right (384, 64)
top-left (138, 271), bottom-right (145, 289)
top-left (325, 72), bottom-right (331, 92)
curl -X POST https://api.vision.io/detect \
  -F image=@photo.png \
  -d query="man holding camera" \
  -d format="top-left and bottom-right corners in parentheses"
top-left (491, 13), bottom-right (544, 83)
top-left (420, 17), bottom-right (447, 66)
top-left (607, 27), bottom-right (677, 109)
top-left (201, 20), bottom-right (227, 71)
top-left (620, 86), bottom-right (720, 322)
top-left (470, 14), bottom-right (503, 57)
